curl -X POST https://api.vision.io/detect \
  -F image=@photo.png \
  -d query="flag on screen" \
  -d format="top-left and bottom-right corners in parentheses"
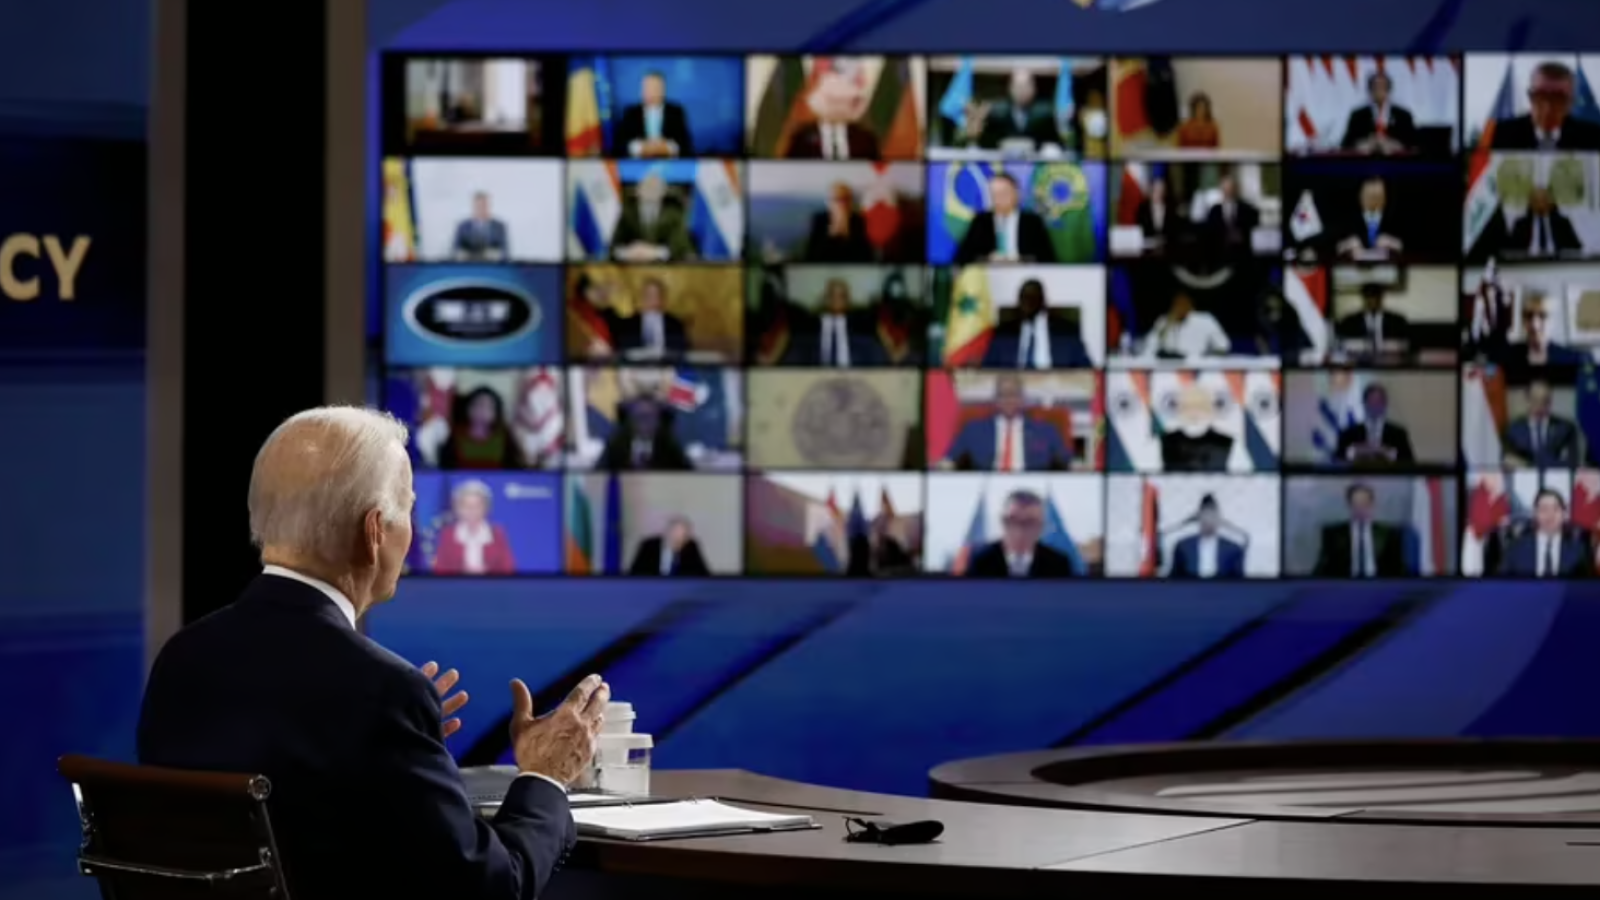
top-left (940, 161), bottom-right (993, 259)
top-left (1460, 474), bottom-right (1512, 576)
top-left (749, 56), bottom-right (807, 155)
top-left (807, 492), bottom-right (846, 573)
top-left (1055, 58), bottom-right (1077, 140)
top-left (1283, 266), bottom-right (1329, 362)
top-left (864, 57), bottom-right (922, 159)
top-left (1030, 164), bottom-right (1098, 262)
top-left (565, 477), bottom-right (595, 574)
top-left (1138, 481), bottom-right (1160, 577)
top-left (1578, 360), bottom-right (1600, 466)
top-left (1572, 470), bottom-right (1600, 532)
top-left (1574, 67), bottom-right (1600, 125)
top-left (943, 266), bottom-right (996, 365)
top-left (666, 367), bottom-right (710, 412)
top-left (1107, 270), bottom-right (1140, 350)
top-left (938, 58), bottom-right (975, 131)
top-left (514, 368), bottom-right (565, 465)
top-left (949, 493), bottom-right (988, 574)
top-left (1405, 478), bottom-right (1446, 576)
top-left (1289, 190), bottom-right (1323, 242)
top-left (1042, 495), bottom-right (1088, 576)
top-left (777, 57), bottom-right (840, 154)
top-left (862, 162), bottom-right (902, 250)
top-left (1113, 58), bottom-right (1151, 138)
top-left (1461, 364), bottom-right (1506, 468)
top-left (568, 281), bottom-right (614, 355)
top-left (752, 267), bottom-right (792, 365)
top-left (847, 491), bottom-right (868, 539)
top-left (1313, 369), bottom-right (1365, 461)
top-left (565, 56), bottom-right (612, 156)
top-left (569, 162), bottom-right (622, 259)
top-left (1465, 67), bottom-right (1514, 252)
top-left (689, 161), bottom-right (742, 260)
top-left (923, 371), bottom-right (961, 464)
top-left (880, 486), bottom-right (897, 522)
top-left (382, 159), bottom-right (417, 262)
top-left (876, 268), bottom-right (912, 363)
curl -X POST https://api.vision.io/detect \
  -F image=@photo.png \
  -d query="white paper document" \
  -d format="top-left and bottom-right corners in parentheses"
top-left (572, 799), bottom-right (817, 841)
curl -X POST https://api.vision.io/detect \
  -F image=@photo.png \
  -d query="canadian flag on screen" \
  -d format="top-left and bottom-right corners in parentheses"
top-left (1289, 190), bottom-right (1323, 242)
top-left (862, 163), bottom-right (901, 250)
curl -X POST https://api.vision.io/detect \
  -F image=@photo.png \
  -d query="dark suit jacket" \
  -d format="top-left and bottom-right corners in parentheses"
top-left (976, 101), bottom-right (1060, 150)
top-left (804, 212), bottom-right (875, 263)
top-left (965, 541), bottom-right (1077, 577)
top-left (1342, 104), bottom-right (1418, 151)
top-left (1337, 210), bottom-right (1402, 254)
top-left (846, 534), bottom-right (914, 576)
top-left (1506, 210), bottom-right (1583, 255)
top-left (610, 200), bottom-right (696, 261)
top-left (597, 428), bottom-right (693, 471)
top-left (1169, 535), bottom-right (1246, 578)
top-left (980, 318), bottom-right (1092, 368)
top-left (954, 210), bottom-right (1056, 264)
top-left (1314, 521), bottom-right (1407, 577)
top-left (607, 310), bottom-right (689, 359)
top-left (628, 536), bottom-right (709, 575)
top-left (1334, 310), bottom-right (1413, 357)
top-left (137, 575), bottom-right (573, 900)
top-left (1491, 115), bottom-right (1600, 151)
top-left (785, 122), bottom-right (880, 159)
top-left (1334, 421), bottom-right (1416, 466)
top-left (1499, 531), bottom-right (1591, 576)
top-left (792, 309), bottom-right (884, 366)
top-left (612, 102), bottom-right (694, 157)
top-left (1203, 200), bottom-right (1260, 247)
top-left (1504, 414), bottom-right (1579, 467)
top-left (1160, 430), bottom-right (1233, 473)
top-left (453, 218), bottom-right (509, 260)
top-left (943, 415), bottom-right (1073, 471)
top-left (1136, 201), bottom-right (1184, 243)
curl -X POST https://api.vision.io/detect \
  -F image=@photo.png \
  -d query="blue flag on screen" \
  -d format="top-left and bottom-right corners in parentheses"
top-left (667, 368), bottom-right (732, 452)
top-left (1043, 496), bottom-right (1089, 575)
top-left (1575, 69), bottom-right (1600, 125)
top-left (938, 58), bottom-right (975, 130)
top-left (1578, 361), bottom-right (1600, 466)
top-left (1055, 58), bottom-right (1076, 135)
top-left (847, 492), bottom-right (868, 539)
top-left (603, 473), bottom-right (623, 574)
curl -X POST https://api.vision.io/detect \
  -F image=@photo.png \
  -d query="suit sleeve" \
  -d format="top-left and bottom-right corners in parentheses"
top-left (1313, 529), bottom-right (1338, 577)
top-left (371, 669), bottom-right (575, 900)
top-left (1394, 426), bottom-right (1415, 463)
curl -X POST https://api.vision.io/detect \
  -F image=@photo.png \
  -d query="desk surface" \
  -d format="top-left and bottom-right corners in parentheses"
top-left (565, 770), bottom-right (1600, 895)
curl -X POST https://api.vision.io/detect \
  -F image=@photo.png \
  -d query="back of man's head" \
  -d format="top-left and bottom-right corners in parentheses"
top-left (248, 407), bottom-right (410, 566)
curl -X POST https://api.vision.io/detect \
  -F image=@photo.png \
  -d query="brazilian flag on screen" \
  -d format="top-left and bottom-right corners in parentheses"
top-left (1029, 163), bottom-right (1097, 263)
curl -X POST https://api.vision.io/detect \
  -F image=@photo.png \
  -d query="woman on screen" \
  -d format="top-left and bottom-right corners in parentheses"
top-left (1176, 93), bottom-right (1220, 149)
top-left (430, 480), bottom-right (517, 576)
top-left (438, 387), bottom-right (527, 470)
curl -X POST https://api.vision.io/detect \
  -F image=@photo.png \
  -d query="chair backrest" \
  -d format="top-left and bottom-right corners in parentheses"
top-left (58, 754), bottom-right (291, 899)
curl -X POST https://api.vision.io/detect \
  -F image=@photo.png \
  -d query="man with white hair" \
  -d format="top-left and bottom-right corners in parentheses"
top-left (138, 406), bottom-right (608, 900)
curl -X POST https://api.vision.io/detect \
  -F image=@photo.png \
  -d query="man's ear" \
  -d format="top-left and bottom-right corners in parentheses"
top-left (362, 508), bottom-right (385, 564)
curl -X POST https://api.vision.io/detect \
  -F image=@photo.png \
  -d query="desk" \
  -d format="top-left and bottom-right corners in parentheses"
top-left (551, 769), bottom-right (1600, 898)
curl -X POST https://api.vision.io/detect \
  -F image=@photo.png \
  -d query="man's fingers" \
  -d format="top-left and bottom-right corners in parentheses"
top-left (442, 718), bottom-right (462, 739)
top-left (509, 678), bottom-right (534, 721)
top-left (580, 680), bottom-right (612, 721)
top-left (441, 690), bottom-right (469, 718)
top-left (432, 668), bottom-right (460, 697)
top-left (563, 674), bottom-right (604, 710)
top-left (420, 661), bottom-right (439, 679)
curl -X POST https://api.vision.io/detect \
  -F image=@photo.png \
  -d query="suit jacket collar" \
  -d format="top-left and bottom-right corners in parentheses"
top-left (245, 573), bottom-right (358, 630)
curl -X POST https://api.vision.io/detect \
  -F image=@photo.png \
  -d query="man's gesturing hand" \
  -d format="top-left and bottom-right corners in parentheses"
top-left (421, 661), bottom-right (469, 739)
top-left (508, 674), bottom-right (609, 786)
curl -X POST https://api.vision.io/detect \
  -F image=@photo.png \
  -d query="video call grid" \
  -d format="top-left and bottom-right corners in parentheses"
top-left (375, 52), bottom-right (1600, 580)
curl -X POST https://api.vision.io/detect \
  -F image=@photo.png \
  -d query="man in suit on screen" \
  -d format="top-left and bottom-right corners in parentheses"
top-left (1341, 71), bottom-right (1418, 155)
top-left (1334, 283), bottom-right (1412, 363)
top-left (1503, 379), bottom-right (1579, 467)
top-left (1499, 489), bottom-right (1592, 577)
top-left (800, 278), bottom-right (883, 366)
top-left (784, 63), bottom-right (880, 160)
top-left (1334, 177), bottom-right (1405, 260)
top-left (966, 489), bottom-right (1077, 577)
top-left (954, 172), bottom-right (1056, 264)
top-left (610, 278), bottom-right (689, 361)
top-left (1506, 187), bottom-right (1583, 258)
top-left (1335, 383), bottom-right (1416, 467)
top-left (597, 397), bottom-right (693, 471)
top-left (981, 279), bottom-right (1092, 368)
top-left (1167, 494), bottom-right (1246, 578)
top-left (612, 71), bottom-right (694, 159)
top-left (628, 515), bottom-right (710, 576)
top-left (611, 173), bottom-right (696, 262)
top-left (453, 191), bottom-right (509, 261)
top-left (1313, 481), bottom-right (1407, 577)
top-left (938, 373), bottom-right (1072, 471)
top-left (803, 183), bottom-right (876, 263)
top-left (1200, 169), bottom-right (1259, 255)
top-left (1159, 380), bottom-right (1235, 473)
top-left (138, 407), bottom-right (607, 900)
top-left (1491, 61), bottom-right (1600, 151)
top-left (966, 68), bottom-right (1062, 153)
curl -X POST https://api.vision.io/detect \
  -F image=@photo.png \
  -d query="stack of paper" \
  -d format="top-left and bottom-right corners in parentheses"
top-left (572, 799), bottom-right (816, 841)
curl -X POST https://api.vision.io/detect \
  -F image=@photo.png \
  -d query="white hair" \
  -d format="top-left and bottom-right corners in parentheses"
top-left (248, 406), bottom-right (411, 563)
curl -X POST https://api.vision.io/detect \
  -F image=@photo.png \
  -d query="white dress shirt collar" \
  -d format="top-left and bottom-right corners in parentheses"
top-left (1007, 552), bottom-right (1032, 576)
top-left (262, 565), bottom-right (357, 628)
top-left (1020, 313), bottom-right (1052, 369)
top-left (1196, 534), bottom-right (1219, 578)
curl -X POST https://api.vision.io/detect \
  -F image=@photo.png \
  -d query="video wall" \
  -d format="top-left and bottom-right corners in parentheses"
top-left (373, 52), bottom-right (1600, 580)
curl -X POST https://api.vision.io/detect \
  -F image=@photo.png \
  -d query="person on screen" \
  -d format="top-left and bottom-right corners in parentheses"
top-left (1466, 261), bottom-right (1516, 362)
top-left (606, 278), bottom-right (688, 361)
top-left (1313, 482), bottom-right (1407, 577)
top-left (804, 182), bottom-right (875, 263)
top-left (1341, 71), bottom-right (1417, 155)
top-left (430, 479), bottom-right (517, 576)
top-left (981, 279), bottom-right (1092, 368)
top-left (596, 397), bottom-right (693, 471)
top-left (1201, 169), bottom-right (1259, 255)
top-left (628, 515), bottom-right (710, 576)
top-left (847, 514), bottom-right (915, 576)
top-left (939, 373), bottom-right (1073, 472)
top-left (785, 64), bottom-right (880, 160)
top-left (1136, 175), bottom-right (1184, 244)
top-left (1138, 290), bottom-right (1231, 361)
top-left (1507, 187), bottom-right (1582, 258)
top-left (1334, 382), bottom-right (1416, 467)
top-left (1175, 93), bottom-right (1220, 148)
top-left (436, 387), bottom-right (527, 470)
top-left (1490, 61), bottom-right (1600, 151)
top-left (1160, 380), bottom-right (1235, 472)
top-left (613, 71), bottom-right (694, 159)
top-left (961, 68), bottom-right (1061, 153)
top-left (1518, 293), bottom-right (1587, 368)
top-left (966, 490), bottom-right (1076, 577)
top-left (954, 172), bottom-right (1056, 264)
top-left (1335, 177), bottom-right (1404, 260)
top-left (1333, 283), bottom-right (1412, 363)
top-left (451, 191), bottom-right (509, 262)
top-left (611, 172), bottom-right (696, 262)
top-left (1503, 379), bottom-right (1579, 467)
top-left (803, 278), bottom-right (881, 367)
top-left (1499, 489), bottom-right (1591, 577)
top-left (1167, 494), bottom-right (1246, 579)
